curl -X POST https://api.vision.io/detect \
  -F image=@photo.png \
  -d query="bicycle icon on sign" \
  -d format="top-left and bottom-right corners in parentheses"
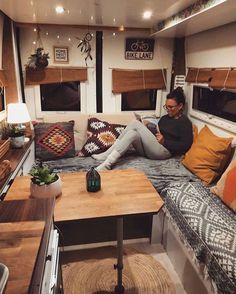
top-left (131, 40), bottom-right (149, 52)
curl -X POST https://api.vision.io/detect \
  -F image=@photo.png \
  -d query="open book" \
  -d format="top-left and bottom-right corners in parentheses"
top-left (134, 113), bottom-right (160, 135)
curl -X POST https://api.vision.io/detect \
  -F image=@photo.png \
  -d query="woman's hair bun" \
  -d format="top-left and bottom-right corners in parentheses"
top-left (175, 86), bottom-right (184, 93)
top-left (167, 86), bottom-right (185, 105)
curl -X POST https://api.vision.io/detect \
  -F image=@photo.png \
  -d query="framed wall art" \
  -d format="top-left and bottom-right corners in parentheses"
top-left (54, 46), bottom-right (69, 63)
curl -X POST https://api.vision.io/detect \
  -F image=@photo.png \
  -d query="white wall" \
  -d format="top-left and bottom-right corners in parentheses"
top-left (185, 22), bottom-right (236, 137)
top-left (19, 26), bottom-right (173, 119)
top-left (103, 31), bottom-right (173, 113)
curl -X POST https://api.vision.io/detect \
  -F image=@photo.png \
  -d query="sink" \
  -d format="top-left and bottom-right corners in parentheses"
top-left (0, 263), bottom-right (9, 294)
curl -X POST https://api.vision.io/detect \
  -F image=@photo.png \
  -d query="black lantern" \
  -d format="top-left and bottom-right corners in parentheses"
top-left (86, 167), bottom-right (101, 192)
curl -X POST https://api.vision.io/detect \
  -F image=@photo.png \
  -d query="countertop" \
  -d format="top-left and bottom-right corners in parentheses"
top-left (0, 197), bottom-right (55, 294)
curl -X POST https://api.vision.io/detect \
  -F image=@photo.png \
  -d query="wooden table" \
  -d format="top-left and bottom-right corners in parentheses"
top-left (6, 169), bottom-right (164, 293)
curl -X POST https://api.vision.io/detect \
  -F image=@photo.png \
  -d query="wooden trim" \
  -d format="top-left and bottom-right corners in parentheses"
top-left (2, 15), bottom-right (18, 103)
top-left (0, 70), bottom-right (8, 86)
top-left (25, 66), bottom-right (88, 85)
top-left (15, 22), bottom-right (151, 32)
top-left (112, 69), bottom-right (166, 93)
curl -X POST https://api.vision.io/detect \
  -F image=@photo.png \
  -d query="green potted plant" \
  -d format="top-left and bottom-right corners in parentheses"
top-left (26, 47), bottom-right (50, 70)
top-left (30, 163), bottom-right (62, 198)
top-left (8, 125), bottom-right (25, 148)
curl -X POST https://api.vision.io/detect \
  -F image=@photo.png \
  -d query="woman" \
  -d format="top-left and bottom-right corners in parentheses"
top-left (93, 87), bottom-right (193, 171)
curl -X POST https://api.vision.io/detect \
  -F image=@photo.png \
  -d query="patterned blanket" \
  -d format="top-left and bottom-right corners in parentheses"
top-left (42, 153), bottom-right (199, 193)
top-left (161, 182), bottom-right (236, 294)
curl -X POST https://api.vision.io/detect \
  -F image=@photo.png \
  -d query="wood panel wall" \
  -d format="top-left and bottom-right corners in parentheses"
top-left (2, 15), bottom-right (18, 103)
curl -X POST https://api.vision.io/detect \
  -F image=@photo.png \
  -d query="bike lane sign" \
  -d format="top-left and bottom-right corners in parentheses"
top-left (125, 38), bottom-right (155, 60)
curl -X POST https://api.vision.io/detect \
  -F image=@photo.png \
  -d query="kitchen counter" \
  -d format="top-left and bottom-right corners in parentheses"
top-left (0, 197), bottom-right (55, 294)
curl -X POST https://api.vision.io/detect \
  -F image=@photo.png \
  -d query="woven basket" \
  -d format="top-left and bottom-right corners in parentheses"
top-left (0, 139), bottom-right (10, 160)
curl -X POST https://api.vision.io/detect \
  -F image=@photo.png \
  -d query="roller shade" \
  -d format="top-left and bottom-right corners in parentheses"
top-left (112, 69), bottom-right (166, 93)
top-left (25, 67), bottom-right (88, 85)
top-left (186, 68), bottom-right (213, 83)
top-left (209, 68), bottom-right (236, 89)
top-left (0, 70), bottom-right (7, 86)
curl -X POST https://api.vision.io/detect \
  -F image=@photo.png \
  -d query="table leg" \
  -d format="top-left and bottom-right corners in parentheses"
top-left (114, 216), bottom-right (124, 294)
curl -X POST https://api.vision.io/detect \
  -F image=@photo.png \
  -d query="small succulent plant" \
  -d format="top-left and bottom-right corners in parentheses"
top-left (30, 163), bottom-right (58, 186)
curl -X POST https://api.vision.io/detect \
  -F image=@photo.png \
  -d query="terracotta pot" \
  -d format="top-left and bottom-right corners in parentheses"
top-left (30, 176), bottom-right (62, 198)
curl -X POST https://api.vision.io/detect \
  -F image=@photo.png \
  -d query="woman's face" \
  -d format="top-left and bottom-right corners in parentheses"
top-left (163, 98), bottom-right (183, 118)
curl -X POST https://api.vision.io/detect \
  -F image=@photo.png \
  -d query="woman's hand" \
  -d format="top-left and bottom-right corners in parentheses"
top-left (156, 131), bottom-right (165, 145)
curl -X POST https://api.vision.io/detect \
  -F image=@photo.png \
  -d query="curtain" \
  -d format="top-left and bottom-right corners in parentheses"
top-left (25, 67), bottom-right (88, 85)
top-left (112, 69), bottom-right (166, 93)
top-left (186, 67), bottom-right (236, 89)
top-left (186, 68), bottom-right (213, 83)
top-left (209, 68), bottom-right (236, 89)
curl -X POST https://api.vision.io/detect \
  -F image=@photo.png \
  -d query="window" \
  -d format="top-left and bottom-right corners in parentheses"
top-left (192, 86), bottom-right (236, 123)
top-left (121, 89), bottom-right (157, 111)
top-left (189, 84), bottom-right (236, 133)
top-left (40, 81), bottom-right (80, 111)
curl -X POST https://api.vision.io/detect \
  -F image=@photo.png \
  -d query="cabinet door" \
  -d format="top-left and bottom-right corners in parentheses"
top-left (22, 141), bottom-right (35, 175)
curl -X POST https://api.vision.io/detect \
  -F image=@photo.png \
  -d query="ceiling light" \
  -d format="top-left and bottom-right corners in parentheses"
top-left (55, 6), bottom-right (65, 14)
top-left (143, 10), bottom-right (152, 19)
top-left (119, 25), bottom-right (125, 32)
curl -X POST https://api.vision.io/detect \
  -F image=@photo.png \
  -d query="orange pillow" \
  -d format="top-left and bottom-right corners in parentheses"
top-left (182, 125), bottom-right (233, 184)
top-left (223, 166), bottom-right (236, 211)
top-left (192, 124), bottom-right (198, 142)
top-left (210, 160), bottom-right (236, 195)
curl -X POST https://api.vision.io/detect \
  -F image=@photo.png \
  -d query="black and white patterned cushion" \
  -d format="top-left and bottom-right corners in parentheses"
top-left (78, 117), bottom-right (125, 157)
top-left (161, 182), bottom-right (236, 294)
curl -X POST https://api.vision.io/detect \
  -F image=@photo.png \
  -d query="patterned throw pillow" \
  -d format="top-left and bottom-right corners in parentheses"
top-left (34, 121), bottom-right (76, 160)
top-left (78, 117), bottom-right (125, 157)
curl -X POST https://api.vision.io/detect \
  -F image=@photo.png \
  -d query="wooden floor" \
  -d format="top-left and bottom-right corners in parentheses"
top-left (60, 240), bottom-right (186, 294)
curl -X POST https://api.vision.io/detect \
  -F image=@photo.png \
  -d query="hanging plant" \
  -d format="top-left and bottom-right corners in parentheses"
top-left (26, 26), bottom-right (50, 70)
top-left (75, 32), bottom-right (93, 66)
top-left (26, 47), bottom-right (50, 70)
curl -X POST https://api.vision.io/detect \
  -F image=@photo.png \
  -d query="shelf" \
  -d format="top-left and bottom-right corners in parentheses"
top-left (152, 0), bottom-right (236, 38)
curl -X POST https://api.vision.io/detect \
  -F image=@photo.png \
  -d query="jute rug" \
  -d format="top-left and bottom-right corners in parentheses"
top-left (62, 246), bottom-right (176, 294)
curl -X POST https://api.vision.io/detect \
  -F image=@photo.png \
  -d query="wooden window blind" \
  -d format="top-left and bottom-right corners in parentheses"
top-left (209, 68), bottom-right (236, 89)
top-left (112, 69), bottom-right (166, 93)
top-left (186, 67), bottom-right (236, 89)
top-left (0, 70), bottom-right (7, 86)
top-left (186, 68), bottom-right (213, 83)
top-left (25, 67), bottom-right (88, 85)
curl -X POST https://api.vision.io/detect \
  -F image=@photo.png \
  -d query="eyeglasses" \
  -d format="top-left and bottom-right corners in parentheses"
top-left (163, 104), bottom-right (179, 111)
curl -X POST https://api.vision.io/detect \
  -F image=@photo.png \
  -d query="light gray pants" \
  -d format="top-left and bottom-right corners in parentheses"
top-left (115, 120), bottom-right (171, 160)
